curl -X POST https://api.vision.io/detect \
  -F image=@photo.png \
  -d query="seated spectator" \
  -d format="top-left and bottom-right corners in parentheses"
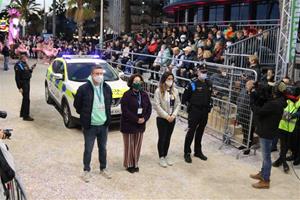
top-left (176, 46), bottom-right (196, 86)
top-left (196, 47), bottom-right (204, 61)
top-left (179, 34), bottom-right (188, 50)
top-left (149, 44), bottom-right (171, 81)
top-left (212, 41), bottom-right (224, 64)
top-left (203, 50), bottom-right (213, 63)
top-left (215, 30), bottom-right (225, 45)
top-left (236, 30), bottom-right (245, 42)
top-left (168, 47), bottom-right (184, 79)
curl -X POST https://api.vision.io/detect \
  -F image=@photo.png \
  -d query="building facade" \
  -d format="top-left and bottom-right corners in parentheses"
top-left (163, 0), bottom-right (280, 23)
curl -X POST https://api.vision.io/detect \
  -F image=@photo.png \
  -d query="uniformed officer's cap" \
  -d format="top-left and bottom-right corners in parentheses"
top-left (197, 64), bottom-right (208, 73)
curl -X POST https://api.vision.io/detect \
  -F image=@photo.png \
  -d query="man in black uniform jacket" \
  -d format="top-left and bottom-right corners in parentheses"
top-left (14, 55), bottom-right (36, 121)
top-left (182, 65), bottom-right (213, 163)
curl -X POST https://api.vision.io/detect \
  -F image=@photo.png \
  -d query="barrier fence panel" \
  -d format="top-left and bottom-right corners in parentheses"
top-left (150, 19), bottom-right (279, 32)
top-left (224, 26), bottom-right (279, 69)
top-left (100, 49), bottom-right (257, 154)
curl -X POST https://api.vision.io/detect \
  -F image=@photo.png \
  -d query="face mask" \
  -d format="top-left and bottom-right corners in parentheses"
top-left (165, 80), bottom-right (173, 87)
top-left (132, 82), bottom-right (142, 91)
top-left (93, 75), bottom-right (104, 83)
top-left (221, 72), bottom-right (227, 77)
top-left (217, 35), bottom-right (221, 39)
top-left (198, 73), bottom-right (207, 80)
top-left (180, 38), bottom-right (185, 42)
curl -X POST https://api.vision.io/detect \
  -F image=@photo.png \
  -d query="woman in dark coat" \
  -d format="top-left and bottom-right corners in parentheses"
top-left (120, 74), bottom-right (152, 173)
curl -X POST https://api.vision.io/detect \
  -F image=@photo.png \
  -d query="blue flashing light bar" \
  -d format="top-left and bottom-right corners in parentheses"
top-left (62, 55), bottom-right (100, 59)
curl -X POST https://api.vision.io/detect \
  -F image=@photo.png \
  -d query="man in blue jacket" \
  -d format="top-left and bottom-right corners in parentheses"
top-left (74, 65), bottom-right (112, 182)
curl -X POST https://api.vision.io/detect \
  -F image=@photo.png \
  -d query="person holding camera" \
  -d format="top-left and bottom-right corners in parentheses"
top-left (14, 54), bottom-right (36, 121)
top-left (249, 82), bottom-right (287, 189)
top-left (273, 83), bottom-right (300, 172)
top-left (154, 72), bottom-right (181, 168)
top-left (182, 65), bottom-right (213, 163)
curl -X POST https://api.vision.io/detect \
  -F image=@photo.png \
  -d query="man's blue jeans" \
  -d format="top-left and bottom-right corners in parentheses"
top-left (83, 125), bottom-right (108, 171)
top-left (4, 56), bottom-right (9, 70)
top-left (260, 138), bottom-right (273, 181)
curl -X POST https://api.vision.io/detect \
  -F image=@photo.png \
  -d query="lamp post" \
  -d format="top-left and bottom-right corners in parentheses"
top-left (99, 0), bottom-right (104, 49)
top-left (42, 0), bottom-right (47, 34)
top-left (52, 0), bottom-right (56, 37)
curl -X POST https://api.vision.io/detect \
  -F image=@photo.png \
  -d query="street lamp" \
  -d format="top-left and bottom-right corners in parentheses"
top-left (99, 0), bottom-right (104, 49)
top-left (52, 0), bottom-right (56, 37)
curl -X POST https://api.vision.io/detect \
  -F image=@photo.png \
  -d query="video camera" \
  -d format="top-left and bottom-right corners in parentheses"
top-left (0, 111), bottom-right (12, 139)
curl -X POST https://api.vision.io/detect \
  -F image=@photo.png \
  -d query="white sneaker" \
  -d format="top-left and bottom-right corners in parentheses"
top-left (159, 157), bottom-right (168, 168)
top-left (82, 171), bottom-right (91, 183)
top-left (165, 157), bottom-right (174, 166)
top-left (100, 169), bottom-right (112, 179)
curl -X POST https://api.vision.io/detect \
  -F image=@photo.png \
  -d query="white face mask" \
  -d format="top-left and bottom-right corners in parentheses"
top-left (216, 35), bottom-right (221, 39)
top-left (226, 41), bottom-right (232, 46)
top-left (165, 80), bottom-right (173, 87)
top-left (198, 73), bottom-right (207, 80)
top-left (221, 72), bottom-right (227, 77)
top-left (93, 75), bottom-right (104, 83)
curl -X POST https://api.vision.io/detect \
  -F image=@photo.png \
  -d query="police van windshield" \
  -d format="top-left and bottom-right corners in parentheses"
top-left (67, 62), bottom-right (119, 82)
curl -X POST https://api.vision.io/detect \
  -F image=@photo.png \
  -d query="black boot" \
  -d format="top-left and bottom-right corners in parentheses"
top-left (194, 151), bottom-right (208, 161)
top-left (272, 158), bottom-right (283, 167)
top-left (293, 159), bottom-right (300, 166)
top-left (283, 162), bottom-right (290, 173)
top-left (184, 154), bottom-right (192, 163)
top-left (286, 155), bottom-right (295, 161)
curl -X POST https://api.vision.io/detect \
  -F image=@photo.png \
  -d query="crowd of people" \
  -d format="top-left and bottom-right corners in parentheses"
top-left (1, 23), bottom-right (300, 193)
top-left (102, 24), bottom-right (267, 84)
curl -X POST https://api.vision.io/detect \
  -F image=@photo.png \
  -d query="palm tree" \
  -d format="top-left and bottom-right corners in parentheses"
top-left (66, 0), bottom-right (96, 41)
top-left (9, 0), bottom-right (41, 36)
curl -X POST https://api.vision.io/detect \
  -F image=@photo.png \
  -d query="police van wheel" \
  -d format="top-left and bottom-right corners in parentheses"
top-left (45, 84), bottom-right (54, 105)
top-left (62, 101), bottom-right (76, 128)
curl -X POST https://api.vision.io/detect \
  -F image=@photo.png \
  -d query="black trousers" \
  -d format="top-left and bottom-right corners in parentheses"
top-left (20, 81), bottom-right (30, 118)
top-left (278, 130), bottom-right (292, 163)
top-left (291, 126), bottom-right (300, 160)
top-left (184, 108), bottom-right (208, 154)
top-left (157, 117), bottom-right (175, 158)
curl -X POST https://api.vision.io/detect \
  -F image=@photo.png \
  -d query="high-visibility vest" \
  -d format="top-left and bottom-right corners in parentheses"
top-left (279, 99), bottom-right (300, 133)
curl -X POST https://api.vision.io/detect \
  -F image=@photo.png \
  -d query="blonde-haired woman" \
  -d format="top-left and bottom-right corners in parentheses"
top-left (154, 72), bottom-right (181, 168)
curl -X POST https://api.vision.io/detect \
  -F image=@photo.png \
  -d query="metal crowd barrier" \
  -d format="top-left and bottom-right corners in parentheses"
top-left (224, 26), bottom-right (279, 68)
top-left (151, 19), bottom-right (279, 32)
top-left (100, 49), bottom-right (258, 156)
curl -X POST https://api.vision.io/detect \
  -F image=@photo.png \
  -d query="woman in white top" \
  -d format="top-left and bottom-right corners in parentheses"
top-left (154, 72), bottom-right (181, 167)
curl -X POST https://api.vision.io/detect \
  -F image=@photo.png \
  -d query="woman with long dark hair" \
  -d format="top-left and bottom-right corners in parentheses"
top-left (154, 72), bottom-right (181, 168)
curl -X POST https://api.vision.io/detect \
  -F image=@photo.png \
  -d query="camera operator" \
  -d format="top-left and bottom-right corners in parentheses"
top-left (249, 82), bottom-right (287, 189)
top-left (273, 82), bottom-right (300, 171)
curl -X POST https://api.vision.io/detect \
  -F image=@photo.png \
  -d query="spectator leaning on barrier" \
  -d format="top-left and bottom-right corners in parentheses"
top-left (154, 72), bottom-right (181, 168)
top-left (182, 65), bottom-right (213, 163)
top-left (120, 74), bottom-right (152, 173)
top-left (74, 65), bottom-right (113, 182)
top-left (250, 81), bottom-right (287, 189)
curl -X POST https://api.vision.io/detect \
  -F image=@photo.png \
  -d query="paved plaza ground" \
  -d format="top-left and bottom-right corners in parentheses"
top-left (0, 60), bottom-right (299, 199)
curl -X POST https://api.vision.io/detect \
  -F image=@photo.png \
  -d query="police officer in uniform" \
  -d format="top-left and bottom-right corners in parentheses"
top-left (14, 55), bottom-right (36, 121)
top-left (182, 65), bottom-right (213, 163)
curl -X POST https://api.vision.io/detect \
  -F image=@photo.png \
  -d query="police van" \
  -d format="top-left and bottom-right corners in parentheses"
top-left (45, 55), bottom-right (129, 128)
